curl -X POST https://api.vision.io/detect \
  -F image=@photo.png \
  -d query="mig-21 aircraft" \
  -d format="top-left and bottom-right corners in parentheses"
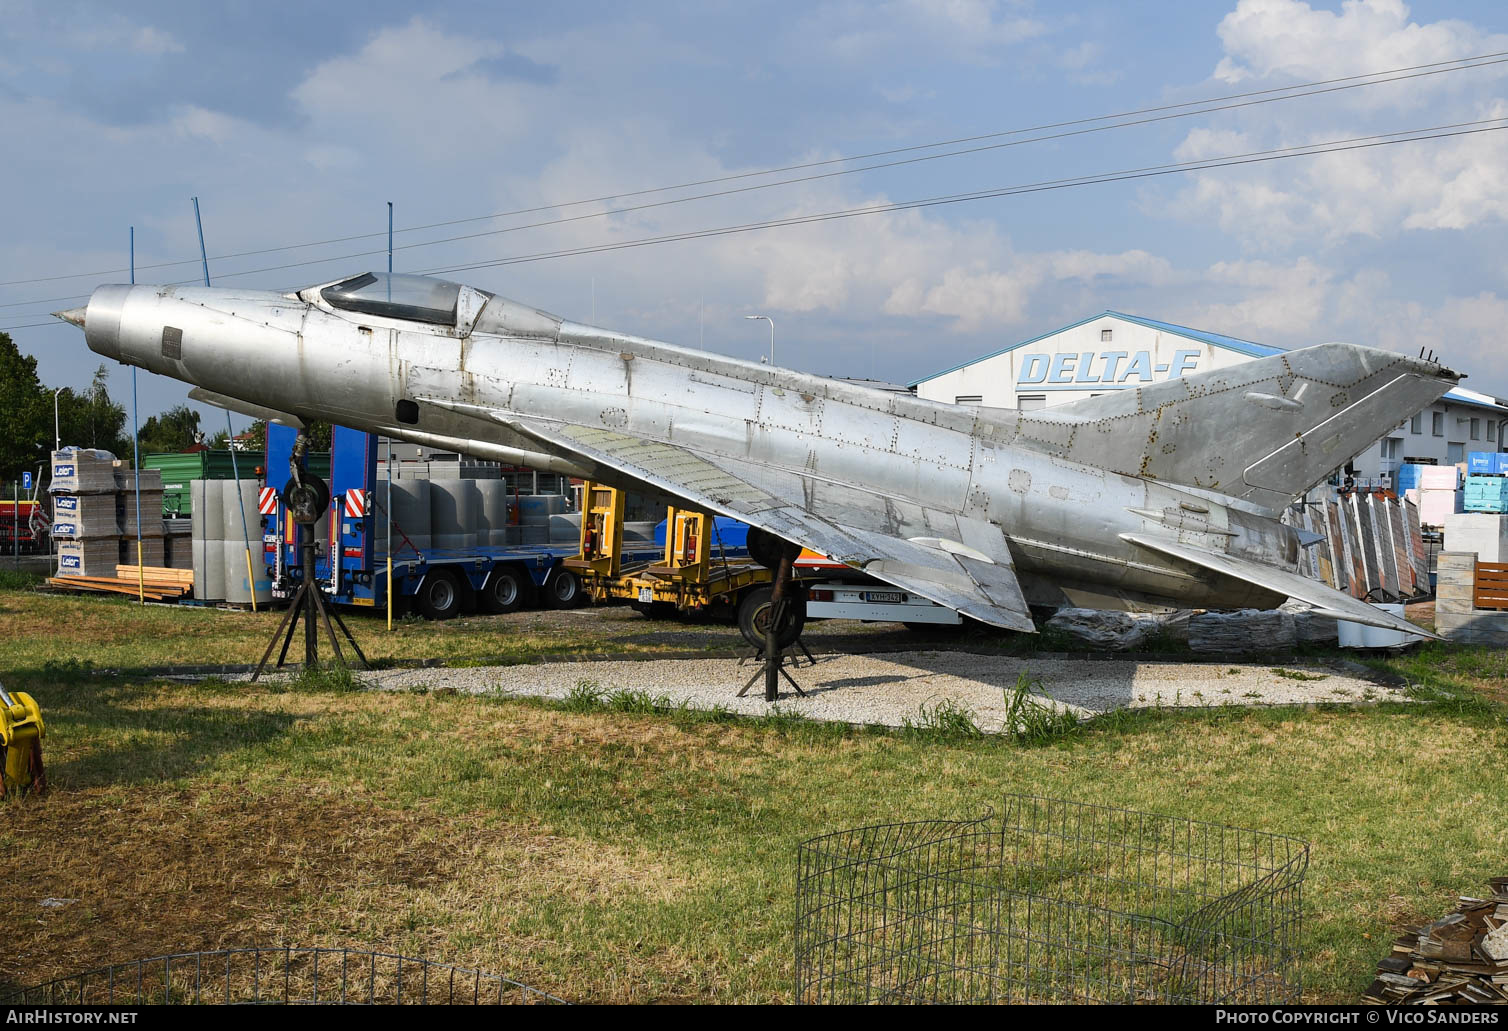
top-left (57, 271), bottom-right (1455, 638)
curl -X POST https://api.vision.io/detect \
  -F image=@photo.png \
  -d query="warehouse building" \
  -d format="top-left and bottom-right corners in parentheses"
top-left (908, 310), bottom-right (1508, 489)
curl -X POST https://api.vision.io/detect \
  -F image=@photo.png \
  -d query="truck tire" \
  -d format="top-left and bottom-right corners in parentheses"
top-left (737, 584), bottom-right (807, 650)
top-left (482, 565), bottom-right (532, 614)
top-left (417, 568), bottom-right (463, 620)
top-left (543, 568), bottom-right (583, 609)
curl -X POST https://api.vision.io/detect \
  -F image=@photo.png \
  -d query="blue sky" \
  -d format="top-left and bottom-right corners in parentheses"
top-left (5, 0), bottom-right (1508, 428)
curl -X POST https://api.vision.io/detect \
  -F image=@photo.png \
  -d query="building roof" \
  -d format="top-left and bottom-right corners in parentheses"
top-left (1441, 384), bottom-right (1508, 413)
top-left (905, 310), bottom-right (1280, 386)
top-left (906, 309), bottom-right (1508, 414)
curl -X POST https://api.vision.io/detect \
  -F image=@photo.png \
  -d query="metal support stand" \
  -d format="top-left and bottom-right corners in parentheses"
top-left (251, 522), bottom-right (368, 681)
top-left (250, 431), bottom-right (367, 682)
top-left (737, 547), bottom-right (810, 700)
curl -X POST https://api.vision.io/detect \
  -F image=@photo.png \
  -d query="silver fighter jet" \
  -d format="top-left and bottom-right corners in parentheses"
top-left (57, 271), bottom-right (1457, 637)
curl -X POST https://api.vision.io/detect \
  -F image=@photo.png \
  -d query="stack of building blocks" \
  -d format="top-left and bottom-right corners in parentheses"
top-left (50, 450), bottom-right (122, 576)
top-left (1414, 464), bottom-right (1463, 526)
top-left (1464, 452), bottom-right (1508, 513)
top-left (51, 450), bottom-right (170, 574)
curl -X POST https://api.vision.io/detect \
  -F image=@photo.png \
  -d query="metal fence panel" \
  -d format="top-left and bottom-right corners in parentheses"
top-left (796, 795), bottom-right (1309, 1005)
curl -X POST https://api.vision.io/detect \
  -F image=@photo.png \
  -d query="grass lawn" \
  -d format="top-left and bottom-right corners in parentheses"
top-left (1, 581), bottom-right (1505, 1003)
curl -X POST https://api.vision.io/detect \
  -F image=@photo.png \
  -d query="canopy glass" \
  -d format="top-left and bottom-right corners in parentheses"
top-left (321, 272), bottom-right (462, 326)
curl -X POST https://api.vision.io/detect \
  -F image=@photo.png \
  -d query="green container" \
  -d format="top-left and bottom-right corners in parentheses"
top-left (144, 450), bottom-right (331, 516)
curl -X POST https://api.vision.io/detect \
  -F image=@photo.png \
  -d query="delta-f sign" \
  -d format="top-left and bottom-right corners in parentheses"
top-left (57, 271), bottom-right (1456, 637)
top-left (1017, 348), bottom-right (1202, 388)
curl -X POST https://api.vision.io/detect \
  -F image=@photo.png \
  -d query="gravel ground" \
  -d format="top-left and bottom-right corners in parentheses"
top-left (346, 651), bottom-right (1399, 733)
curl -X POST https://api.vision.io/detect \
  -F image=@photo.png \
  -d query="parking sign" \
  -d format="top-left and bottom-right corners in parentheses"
top-left (21, 472), bottom-right (31, 490)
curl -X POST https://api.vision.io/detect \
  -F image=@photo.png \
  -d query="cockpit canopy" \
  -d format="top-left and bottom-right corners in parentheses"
top-left (320, 272), bottom-right (464, 326)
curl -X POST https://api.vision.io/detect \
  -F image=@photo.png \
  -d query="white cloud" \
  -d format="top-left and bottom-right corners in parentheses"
top-left (1214, 0), bottom-right (1495, 85)
top-left (799, 0), bottom-right (1047, 65)
top-left (1180, 258), bottom-right (1334, 337)
top-left (291, 18), bottom-right (534, 154)
top-left (43, 9), bottom-right (185, 56)
top-left (1057, 40), bottom-right (1119, 86)
top-left (1160, 1), bottom-right (1508, 245)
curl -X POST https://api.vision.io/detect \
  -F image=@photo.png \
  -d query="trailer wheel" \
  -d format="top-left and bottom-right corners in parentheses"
top-left (737, 584), bottom-right (807, 650)
top-left (543, 568), bottom-right (583, 609)
top-left (482, 565), bottom-right (532, 614)
top-left (417, 568), bottom-right (463, 620)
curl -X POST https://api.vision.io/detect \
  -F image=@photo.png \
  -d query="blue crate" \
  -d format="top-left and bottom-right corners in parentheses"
top-left (1396, 464), bottom-right (1424, 491)
top-left (1468, 452), bottom-right (1497, 475)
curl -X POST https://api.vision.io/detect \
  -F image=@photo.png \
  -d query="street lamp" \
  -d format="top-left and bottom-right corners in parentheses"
top-left (744, 314), bottom-right (774, 366)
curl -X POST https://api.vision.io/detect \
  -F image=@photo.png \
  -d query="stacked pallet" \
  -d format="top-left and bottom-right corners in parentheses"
top-left (47, 564), bottom-right (193, 601)
top-left (1363, 878), bottom-right (1508, 1004)
top-left (51, 450), bottom-right (122, 577)
top-left (51, 450), bottom-right (168, 573)
top-left (114, 465), bottom-right (165, 566)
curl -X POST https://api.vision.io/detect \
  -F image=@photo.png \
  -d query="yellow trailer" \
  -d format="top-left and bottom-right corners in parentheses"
top-left (562, 483), bottom-right (803, 647)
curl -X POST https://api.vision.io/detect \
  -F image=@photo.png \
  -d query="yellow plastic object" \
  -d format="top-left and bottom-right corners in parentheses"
top-left (0, 688), bottom-right (45, 795)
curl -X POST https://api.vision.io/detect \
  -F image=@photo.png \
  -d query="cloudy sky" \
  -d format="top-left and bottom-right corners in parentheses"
top-left (5, 0), bottom-right (1508, 427)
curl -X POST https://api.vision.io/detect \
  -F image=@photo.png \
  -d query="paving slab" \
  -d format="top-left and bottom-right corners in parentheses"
top-left (341, 651), bottom-right (1399, 734)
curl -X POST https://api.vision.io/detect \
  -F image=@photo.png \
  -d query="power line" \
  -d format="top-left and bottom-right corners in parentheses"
top-left (407, 119), bottom-right (1508, 273)
top-left (7, 115), bottom-right (1501, 335)
top-left (3, 47), bottom-right (1506, 292)
top-left (4, 54), bottom-right (1505, 319)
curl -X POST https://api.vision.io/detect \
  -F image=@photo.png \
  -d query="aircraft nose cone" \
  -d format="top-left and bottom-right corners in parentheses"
top-left (54, 306), bottom-right (87, 328)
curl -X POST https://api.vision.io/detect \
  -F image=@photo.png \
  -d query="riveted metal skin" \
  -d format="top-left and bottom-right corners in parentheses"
top-left (59, 274), bottom-right (1460, 637)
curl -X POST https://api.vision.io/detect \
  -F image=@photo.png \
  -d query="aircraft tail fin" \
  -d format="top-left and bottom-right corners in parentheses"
top-left (999, 343), bottom-right (1459, 510)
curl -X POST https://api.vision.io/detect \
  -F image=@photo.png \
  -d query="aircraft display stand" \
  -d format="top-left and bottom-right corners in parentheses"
top-left (251, 438), bottom-right (368, 682)
top-left (737, 547), bottom-right (810, 701)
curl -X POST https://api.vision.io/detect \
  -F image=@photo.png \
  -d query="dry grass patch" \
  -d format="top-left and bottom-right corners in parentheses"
top-left (1, 783), bottom-right (696, 1003)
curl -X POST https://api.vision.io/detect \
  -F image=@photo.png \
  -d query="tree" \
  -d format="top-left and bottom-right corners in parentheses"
top-left (224, 419), bottom-right (329, 453)
top-left (56, 365), bottom-right (129, 456)
top-left (137, 404), bottom-right (202, 455)
top-left (0, 332), bottom-right (52, 483)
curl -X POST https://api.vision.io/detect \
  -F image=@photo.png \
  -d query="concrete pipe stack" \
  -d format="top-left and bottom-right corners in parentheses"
top-left (430, 478), bottom-right (480, 551)
top-left (191, 479), bottom-right (227, 602)
top-left (221, 480), bottom-right (272, 606)
top-left (515, 493), bottom-right (566, 546)
top-left (475, 479), bottom-right (516, 547)
top-left (383, 479), bottom-right (432, 555)
top-left (549, 511), bottom-right (581, 544)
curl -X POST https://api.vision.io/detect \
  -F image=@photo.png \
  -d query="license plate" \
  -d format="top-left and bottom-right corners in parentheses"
top-left (638, 587), bottom-right (653, 603)
top-left (864, 591), bottom-right (903, 604)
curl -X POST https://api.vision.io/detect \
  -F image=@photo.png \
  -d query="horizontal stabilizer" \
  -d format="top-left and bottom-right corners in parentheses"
top-left (1121, 531), bottom-right (1436, 639)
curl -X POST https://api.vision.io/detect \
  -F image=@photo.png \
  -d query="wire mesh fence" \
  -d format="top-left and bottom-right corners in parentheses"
top-left (795, 794), bottom-right (1309, 1004)
top-left (2, 946), bottom-right (568, 1005)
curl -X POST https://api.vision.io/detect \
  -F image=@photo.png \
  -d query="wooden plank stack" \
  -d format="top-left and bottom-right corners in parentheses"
top-left (47, 564), bottom-right (194, 602)
top-left (1363, 878), bottom-right (1508, 1004)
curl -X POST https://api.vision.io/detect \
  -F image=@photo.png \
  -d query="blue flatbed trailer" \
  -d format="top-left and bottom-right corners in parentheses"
top-left (264, 424), bottom-right (658, 618)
